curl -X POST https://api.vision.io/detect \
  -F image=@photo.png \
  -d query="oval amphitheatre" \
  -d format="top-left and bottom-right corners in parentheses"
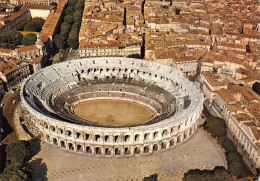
top-left (20, 57), bottom-right (204, 157)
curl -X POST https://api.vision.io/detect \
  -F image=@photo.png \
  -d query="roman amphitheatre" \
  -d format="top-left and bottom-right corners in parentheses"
top-left (20, 57), bottom-right (204, 157)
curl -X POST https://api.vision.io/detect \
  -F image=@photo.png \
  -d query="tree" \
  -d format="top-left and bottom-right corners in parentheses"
top-left (223, 139), bottom-right (236, 153)
top-left (54, 34), bottom-right (66, 49)
top-left (226, 151), bottom-right (242, 163)
top-left (67, 28), bottom-right (79, 49)
top-left (217, 136), bottom-right (228, 147)
top-left (24, 17), bottom-right (45, 32)
top-left (228, 162), bottom-right (242, 177)
top-left (6, 140), bottom-right (30, 163)
top-left (22, 33), bottom-right (37, 46)
top-left (143, 174), bottom-right (158, 181)
top-left (64, 15), bottom-right (74, 25)
top-left (204, 116), bottom-right (227, 138)
top-left (65, 6), bottom-right (74, 16)
top-left (0, 31), bottom-right (23, 49)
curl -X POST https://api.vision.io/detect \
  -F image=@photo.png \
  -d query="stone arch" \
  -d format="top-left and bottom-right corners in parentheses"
top-left (95, 147), bottom-right (101, 155)
top-left (153, 144), bottom-right (158, 151)
top-left (76, 132), bottom-right (81, 139)
top-left (58, 128), bottom-right (63, 134)
top-left (184, 132), bottom-right (188, 139)
top-left (134, 134), bottom-right (140, 142)
top-left (84, 133), bottom-right (90, 141)
top-left (60, 140), bottom-right (66, 148)
top-left (170, 139), bottom-right (174, 147)
top-left (190, 127), bottom-right (193, 135)
top-left (68, 143), bottom-right (74, 151)
top-left (161, 142), bottom-right (167, 149)
top-left (124, 135), bottom-right (130, 142)
top-left (153, 131), bottom-right (159, 139)
top-left (53, 138), bottom-right (58, 145)
top-left (162, 129), bottom-right (168, 137)
top-left (105, 148), bottom-right (111, 155)
top-left (50, 125), bottom-right (55, 132)
top-left (46, 135), bottom-right (50, 142)
top-left (177, 135), bottom-right (182, 143)
top-left (77, 144), bottom-right (82, 152)
top-left (134, 147), bottom-right (140, 154)
top-left (104, 135), bottom-right (109, 142)
top-left (171, 127), bottom-right (174, 133)
top-left (144, 145), bottom-right (149, 153)
top-left (115, 148), bottom-right (121, 155)
top-left (86, 146), bottom-right (92, 154)
top-left (95, 135), bottom-right (101, 142)
top-left (144, 133), bottom-right (150, 140)
top-left (66, 130), bottom-right (72, 137)
top-left (115, 135), bottom-right (120, 143)
top-left (125, 147), bottom-right (130, 155)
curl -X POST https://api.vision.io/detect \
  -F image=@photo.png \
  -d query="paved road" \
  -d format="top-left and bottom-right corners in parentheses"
top-left (29, 129), bottom-right (227, 181)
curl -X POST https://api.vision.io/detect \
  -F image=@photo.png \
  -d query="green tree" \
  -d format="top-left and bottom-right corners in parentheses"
top-left (0, 31), bottom-right (23, 49)
top-left (6, 140), bottom-right (30, 163)
top-left (67, 28), bottom-right (78, 49)
top-left (22, 33), bottom-right (37, 46)
top-left (223, 139), bottom-right (236, 153)
top-left (217, 136), bottom-right (228, 146)
top-left (54, 34), bottom-right (66, 49)
top-left (228, 162), bottom-right (242, 177)
top-left (204, 116), bottom-right (227, 138)
top-left (226, 151), bottom-right (242, 163)
top-left (65, 6), bottom-right (74, 15)
top-left (64, 15), bottom-right (74, 25)
top-left (24, 17), bottom-right (45, 32)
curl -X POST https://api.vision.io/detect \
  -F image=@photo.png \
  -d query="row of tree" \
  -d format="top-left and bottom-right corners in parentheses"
top-left (0, 31), bottom-right (37, 49)
top-left (0, 140), bottom-right (31, 181)
top-left (54, 0), bottom-right (84, 49)
top-left (183, 166), bottom-right (234, 181)
top-left (204, 116), bottom-right (243, 177)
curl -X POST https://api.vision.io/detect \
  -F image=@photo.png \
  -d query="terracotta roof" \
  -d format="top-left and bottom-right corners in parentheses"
top-left (202, 71), bottom-right (227, 87)
top-left (217, 88), bottom-right (237, 103)
top-left (246, 103), bottom-right (260, 121)
top-left (16, 45), bottom-right (39, 53)
top-left (0, 48), bottom-right (12, 53)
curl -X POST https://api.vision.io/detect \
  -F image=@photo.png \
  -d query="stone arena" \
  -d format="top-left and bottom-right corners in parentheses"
top-left (20, 57), bottom-right (204, 157)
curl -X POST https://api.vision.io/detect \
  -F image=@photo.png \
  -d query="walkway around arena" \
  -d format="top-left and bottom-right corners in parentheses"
top-left (29, 129), bottom-right (227, 181)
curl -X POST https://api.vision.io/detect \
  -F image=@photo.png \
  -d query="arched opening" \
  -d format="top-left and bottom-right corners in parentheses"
top-left (95, 135), bottom-right (101, 142)
top-left (66, 130), bottom-right (72, 137)
top-left (60, 141), bottom-right (65, 148)
top-left (50, 126), bottom-right (55, 132)
top-left (105, 148), bottom-right (111, 155)
top-left (77, 145), bottom-right (82, 152)
top-left (144, 133), bottom-right (150, 140)
top-left (177, 135), bottom-right (181, 143)
top-left (170, 139), bottom-right (174, 147)
top-left (115, 148), bottom-right (121, 155)
top-left (53, 138), bottom-right (58, 145)
top-left (115, 135), bottom-right (119, 143)
top-left (76, 132), bottom-right (81, 139)
top-left (125, 147), bottom-right (130, 155)
top-left (134, 147), bottom-right (140, 154)
top-left (162, 129), bottom-right (168, 137)
top-left (135, 134), bottom-right (140, 142)
top-left (85, 134), bottom-right (90, 141)
top-left (153, 144), bottom-right (158, 151)
top-left (184, 132), bottom-right (188, 139)
top-left (144, 145), bottom-right (149, 153)
top-left (105, 135), bottom-right (109, 142)
top-left (86, 146), bottom-right (92, 154)
top-left (58, 128), bottom-right (63, 134)
top-left (153, 131), bottom-right (159, 139)
top-left (252, 82), bottom-right (260, 95)
top-left (161, 142), bottom-right (166, 149)
top-left (190, 128), bottom-right (193, 135)
top-left (95, 147), bottom-right (101, 155)
top-left (124, 135), bottom-right (130, 142)
top-left (68, 143), bottom-right (74, 150)
top-left (46, 135), bottom-right (50, 142)
top-left (171, 127), bottom-right (174, 133)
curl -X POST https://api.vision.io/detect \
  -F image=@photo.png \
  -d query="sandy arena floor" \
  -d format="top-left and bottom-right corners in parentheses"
top-left (73, 99), bottom-right (155, 126)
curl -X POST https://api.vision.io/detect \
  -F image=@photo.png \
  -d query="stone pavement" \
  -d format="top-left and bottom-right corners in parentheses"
top-left (29, 129), bottom-right (227, 181)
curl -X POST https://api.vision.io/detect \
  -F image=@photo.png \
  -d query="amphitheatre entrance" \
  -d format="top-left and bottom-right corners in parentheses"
top-left (73, 99), bottom-right (156, 126)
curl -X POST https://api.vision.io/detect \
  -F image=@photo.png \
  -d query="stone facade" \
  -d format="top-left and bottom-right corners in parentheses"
top-left (20, 57), bottom-right (204, 157)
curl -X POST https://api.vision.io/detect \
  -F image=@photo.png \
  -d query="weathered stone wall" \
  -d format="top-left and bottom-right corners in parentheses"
top-left (20, 57), bottom-right (204, 157)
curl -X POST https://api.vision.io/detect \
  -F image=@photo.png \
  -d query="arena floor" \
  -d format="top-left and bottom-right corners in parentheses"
top-left (73, 99), bottom-right (156, 126)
